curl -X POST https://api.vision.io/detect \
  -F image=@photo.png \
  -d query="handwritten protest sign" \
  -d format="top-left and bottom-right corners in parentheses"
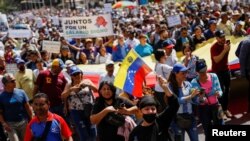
top-left (43, 40), bottom-right (61, 53)
top-left (62, 14), bottom-right (113, 38)
top-left (166, 15), bottom-right (181, 27)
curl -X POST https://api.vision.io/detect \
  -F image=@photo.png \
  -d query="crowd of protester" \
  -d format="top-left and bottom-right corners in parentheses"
top-left (0, 0), bottom-right (250, 141)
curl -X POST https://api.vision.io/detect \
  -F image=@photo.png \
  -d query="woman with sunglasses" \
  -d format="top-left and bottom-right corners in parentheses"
top-left (61, 65), bottom-right (98, 141)
top-left (167, 63), bottom-right (199, 141)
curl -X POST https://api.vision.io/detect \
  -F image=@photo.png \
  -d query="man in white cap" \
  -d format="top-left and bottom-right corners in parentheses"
top-left (99, 60), bottom-right (115, 85)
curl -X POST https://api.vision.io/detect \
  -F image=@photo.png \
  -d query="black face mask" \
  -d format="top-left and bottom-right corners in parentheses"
top-left (143, 113), bottom-right (157, 123)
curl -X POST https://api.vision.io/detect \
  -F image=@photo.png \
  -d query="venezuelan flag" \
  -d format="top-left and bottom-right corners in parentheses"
top-left (114, 49), bottom-right (152, 98)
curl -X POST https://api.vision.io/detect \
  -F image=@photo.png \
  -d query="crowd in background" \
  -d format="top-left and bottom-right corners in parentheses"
top-left (0, 0), bottom-right (250, 141)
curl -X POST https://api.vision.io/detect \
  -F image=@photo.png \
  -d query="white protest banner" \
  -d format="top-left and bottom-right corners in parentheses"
top-left (43, 40), bottom-right (61, 53)
top-left (166, 15), bottom-right (181, 27)
top-left (62, 14), bottom-right (114, 38)
top-left (19, 12), bottom-right (34, 19)
top-left (8, 29), bottom-right (32, 38)
top-left (6, 63), bottom-right (18, 75)
top-left (0, 14), bottom-right (9, 33)
top-left (104, 3), bottom-right (112, 13)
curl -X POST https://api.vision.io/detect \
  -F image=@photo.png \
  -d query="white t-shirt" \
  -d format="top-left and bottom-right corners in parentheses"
top-left (125, 38), bottom-right (140, 49)
top-left (165, 49), bottom-right (178, 67)
top-left (95, 53), bottom-right (112, 64)
top-left (154, 63), bottom-right (173, 92)
top-left (99, 74), bottom-right (115, 86)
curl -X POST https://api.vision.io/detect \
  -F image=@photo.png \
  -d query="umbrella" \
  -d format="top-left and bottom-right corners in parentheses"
top-left (112, 1), bottom-right (137, 9)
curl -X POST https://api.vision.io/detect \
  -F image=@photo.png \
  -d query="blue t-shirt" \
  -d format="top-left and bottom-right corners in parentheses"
top-left (134, 43), bottom-right (153, 57)
top-left (0, 88), bottom-right (29, 122)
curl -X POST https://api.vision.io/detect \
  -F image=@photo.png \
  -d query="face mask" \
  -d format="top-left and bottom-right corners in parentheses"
top-left (143, 113), bottom-right (157, 123)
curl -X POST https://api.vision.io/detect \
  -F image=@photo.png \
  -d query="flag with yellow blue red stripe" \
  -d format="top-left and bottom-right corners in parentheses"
top-left (114, 49), bottom-right (152, 97)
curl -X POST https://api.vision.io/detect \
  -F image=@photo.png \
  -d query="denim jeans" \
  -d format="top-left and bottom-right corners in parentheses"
top-left (49, 104), bottom-right (65, 119)
top-left (216, 71), bottom-right (231, 111)
top-left (170, 114), bottom-right (199, 141)
top-left (198, 105), bottom-right (224, 141)
top-left (70, 110), bottom-right (96, 141)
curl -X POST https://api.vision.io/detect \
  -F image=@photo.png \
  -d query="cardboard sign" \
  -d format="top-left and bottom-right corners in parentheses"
top-left (42, 40), bottom-right (61, 53)
top-left (8, 29), bottom-right (32, 38)
top-left (166, 15), bottom-right (181, 27)
top-left (61, 14), bottom-right (114, 38)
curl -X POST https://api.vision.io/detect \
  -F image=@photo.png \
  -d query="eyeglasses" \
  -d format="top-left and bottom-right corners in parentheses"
top-left (72, 72), bottom-right (81, 77)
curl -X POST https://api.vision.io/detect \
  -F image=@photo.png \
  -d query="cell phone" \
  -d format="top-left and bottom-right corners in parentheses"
top-left (226, 40), bottom-right (231, 44)
top-left (200, 88), bottom-right (205, 94)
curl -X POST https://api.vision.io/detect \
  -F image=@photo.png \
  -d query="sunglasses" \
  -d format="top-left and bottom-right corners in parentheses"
top-left (72, 72), bottom-right (81, 77)
top-left (9, 80), bottom-right (16, 83)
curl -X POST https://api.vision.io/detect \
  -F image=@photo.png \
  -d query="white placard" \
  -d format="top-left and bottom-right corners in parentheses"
top-left (42, 40), bottom-right (61, 53)
top-left (0, 14), bottom-right (9, 33)
top-left (52, 16), bottom-right (60, 26)
top-left (61, 14), bottom-right (114, 38)
top-left (36, 17), bottom-right (44, 28)
top-left (104, 3), bottom-right (112, 13)
top-left (0, 42), bottom-right (4, 51)
top-left (6, 64), bottom-right (18, 75)
top-left (166, 15), bottom-right (181, 27)
top-left (8, 29), bottom-right (32, 38)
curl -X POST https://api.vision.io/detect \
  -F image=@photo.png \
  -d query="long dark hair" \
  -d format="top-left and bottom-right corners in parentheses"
top-left (167, 71), bottom-right (179, 96)
top-left (97, 81), bottom-right (117, 103)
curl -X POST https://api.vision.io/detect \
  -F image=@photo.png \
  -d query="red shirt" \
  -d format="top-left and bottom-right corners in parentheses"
top-left (24, 112), bottom-right (72, 141)
top-left (210, 42), bottom-right (229, 72)
top-left (35, 70), bottom-right (67, 107)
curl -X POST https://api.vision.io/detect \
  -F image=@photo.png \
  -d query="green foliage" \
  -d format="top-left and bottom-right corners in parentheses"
top-left (0, 0), bottom-right (21, 13)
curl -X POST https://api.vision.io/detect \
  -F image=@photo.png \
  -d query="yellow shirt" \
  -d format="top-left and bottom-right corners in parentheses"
top-left (15, 69), bottom-right (35, 99)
